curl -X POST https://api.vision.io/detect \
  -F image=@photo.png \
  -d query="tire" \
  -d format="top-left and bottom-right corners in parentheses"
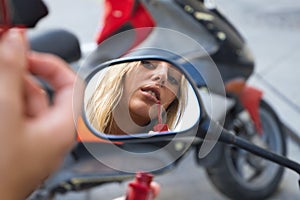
top-left (206, 100), bottom-right (286, 200)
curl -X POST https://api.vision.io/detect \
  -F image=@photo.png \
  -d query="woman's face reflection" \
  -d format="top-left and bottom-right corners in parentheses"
top-left (121, 60), bottom-right (182, 126)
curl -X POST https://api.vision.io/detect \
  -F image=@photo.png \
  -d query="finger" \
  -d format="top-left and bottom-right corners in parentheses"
top-left (0, 29), bottom-right (27, 125)
top-left (27, 52), bottom-right (75, 92)
top-left (151, 181), bottom-right (161, 198)
top-left (27, 52), bottom-right (76, 113)
top-left (112, 197), bottom-right (125, 200)
top-left (26, 52), bottom-right (77, 151)
top-left (27, 51), bottom-right (84, 119)
top-left (23, 75), bottom-right (48, 117)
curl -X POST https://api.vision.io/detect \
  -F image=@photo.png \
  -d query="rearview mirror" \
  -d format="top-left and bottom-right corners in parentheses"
top-left (81, 56), bottom-right (202, 141)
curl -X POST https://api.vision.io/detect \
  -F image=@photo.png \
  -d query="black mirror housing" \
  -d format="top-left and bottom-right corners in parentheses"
top-left (78, 50), bottom-right (206, 143)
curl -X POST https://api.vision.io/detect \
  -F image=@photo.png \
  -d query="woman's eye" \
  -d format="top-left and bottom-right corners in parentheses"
top-left (141, 60), bottom-right (156, 69)
top-left (168, 75), bottom-right (179, 85)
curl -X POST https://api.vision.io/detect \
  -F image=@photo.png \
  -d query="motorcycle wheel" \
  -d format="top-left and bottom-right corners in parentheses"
top-left (205, 100), bottom-right (286, 200)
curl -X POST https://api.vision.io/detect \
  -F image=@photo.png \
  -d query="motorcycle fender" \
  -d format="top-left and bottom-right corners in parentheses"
top-left (95, 0), bottom-right (155, 44)
top-left (239, 86), bottom-right (263, 134)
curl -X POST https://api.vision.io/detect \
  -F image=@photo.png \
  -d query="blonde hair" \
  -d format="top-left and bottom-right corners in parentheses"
top-left (86, 61), bottom-right (187, 134)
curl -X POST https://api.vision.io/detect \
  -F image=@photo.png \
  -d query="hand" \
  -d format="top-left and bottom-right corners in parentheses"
top-left (0, 29), bottom-right (80, 199)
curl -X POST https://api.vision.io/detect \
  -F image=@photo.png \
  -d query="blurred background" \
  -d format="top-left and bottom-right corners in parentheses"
top-left (34, 0), bottom-right (300, 199)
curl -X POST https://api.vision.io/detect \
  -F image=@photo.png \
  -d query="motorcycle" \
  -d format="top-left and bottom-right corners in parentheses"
top-left (78, 0), bottom-right (287, 199)
top-left (31, 49), bottom-right (300, 200)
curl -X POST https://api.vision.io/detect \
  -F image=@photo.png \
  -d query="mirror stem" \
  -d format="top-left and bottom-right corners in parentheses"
top-left (219, 127), bottom-right (300, 176)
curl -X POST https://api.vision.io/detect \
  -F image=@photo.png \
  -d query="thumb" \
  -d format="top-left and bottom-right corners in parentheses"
top-left (0, 29), bottom-right (27, 128)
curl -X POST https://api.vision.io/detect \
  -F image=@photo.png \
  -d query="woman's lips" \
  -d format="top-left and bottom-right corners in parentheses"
top-left (140, 85), bottom-right (161, 103)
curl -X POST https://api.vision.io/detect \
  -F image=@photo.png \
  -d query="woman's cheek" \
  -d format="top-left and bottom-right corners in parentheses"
top-left (165, 88), bottom-right (177, 104)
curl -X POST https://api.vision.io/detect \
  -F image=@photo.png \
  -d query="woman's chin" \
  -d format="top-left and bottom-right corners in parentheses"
top-left (129, 100), bottom-right (158, 124)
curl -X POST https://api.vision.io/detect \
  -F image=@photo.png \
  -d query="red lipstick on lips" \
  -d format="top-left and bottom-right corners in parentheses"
top-left (141, 85), bottom-right (161, 103)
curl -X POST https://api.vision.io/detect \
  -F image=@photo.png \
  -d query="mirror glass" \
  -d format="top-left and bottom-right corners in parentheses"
top-left (83, 59), bottom-right (200, 137)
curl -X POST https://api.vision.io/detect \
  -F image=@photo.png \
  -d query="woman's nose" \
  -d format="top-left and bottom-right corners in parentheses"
top-left (152, 66), bottom-right (168, 86)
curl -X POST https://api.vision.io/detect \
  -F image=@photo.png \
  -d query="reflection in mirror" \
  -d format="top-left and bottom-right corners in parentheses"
top-left (84, 59), bottom-right (200, 136)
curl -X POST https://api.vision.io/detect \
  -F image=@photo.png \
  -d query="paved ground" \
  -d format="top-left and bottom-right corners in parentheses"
top-left (36, 0), bottom-right (300, 199)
